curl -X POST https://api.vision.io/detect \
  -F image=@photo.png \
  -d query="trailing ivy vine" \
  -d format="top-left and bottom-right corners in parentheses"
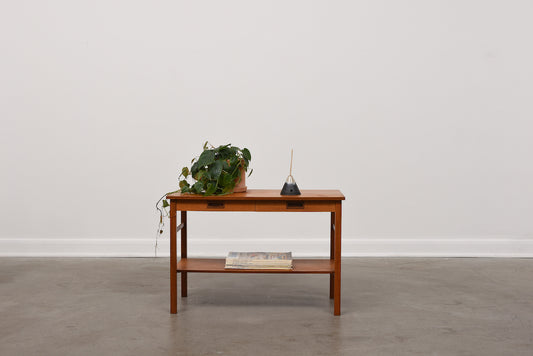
top-left (154, 142), bottom-right (252, 248)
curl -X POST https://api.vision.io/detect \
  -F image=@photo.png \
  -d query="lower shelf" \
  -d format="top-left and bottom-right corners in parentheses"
top-left (177, 258), bottom-right (334, 274)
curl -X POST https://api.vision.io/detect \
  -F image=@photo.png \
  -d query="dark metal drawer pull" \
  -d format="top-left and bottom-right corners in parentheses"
top-left (286, 201), bottom-right (305, 209)
top-left (207, 202), bottom-right (225, 208)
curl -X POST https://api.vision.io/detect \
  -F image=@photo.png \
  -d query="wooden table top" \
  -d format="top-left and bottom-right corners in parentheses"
top-left (166, 189), bottom-right (345, 201)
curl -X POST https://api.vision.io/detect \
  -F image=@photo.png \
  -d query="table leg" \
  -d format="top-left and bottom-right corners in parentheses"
top-left (170, 202), bottom-right (177, 314)
top-left (181, 211), bottom-right (188, 298)
top-left (330, 211), bottom-right (335, 299)
top-left (334, 202), bottom-right (342, 316)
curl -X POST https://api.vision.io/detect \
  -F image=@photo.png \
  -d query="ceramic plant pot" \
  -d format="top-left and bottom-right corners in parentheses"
top-left (233, 168), bottom-right (247, 193)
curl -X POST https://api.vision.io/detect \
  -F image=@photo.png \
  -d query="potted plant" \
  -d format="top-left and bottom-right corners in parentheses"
top-left (177, 142), bottom-right (252, 195)
top-left (155, 142), bottom-right (252, 238)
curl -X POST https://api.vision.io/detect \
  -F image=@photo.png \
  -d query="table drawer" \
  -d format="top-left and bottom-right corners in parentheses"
top-left (256, 201), bottom-right (335, 212)
top-left (175, 200), bottom-right (255, 211)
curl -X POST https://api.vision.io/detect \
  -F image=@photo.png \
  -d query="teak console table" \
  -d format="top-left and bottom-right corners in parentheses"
top-left (166, 189), bottom-right (345, 315)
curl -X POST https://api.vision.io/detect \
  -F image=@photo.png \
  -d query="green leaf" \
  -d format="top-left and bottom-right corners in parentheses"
top-left (247, 168), bottom-right (253, 177)
top-left (197, 149), bottom-right (215, 167)
top-left (221, 159), bottom-right (230, 171)
top-left (194, 170), bottom-right (205, 181)
top-left (192, 181), bottom-right (204, 194)
top-left (242, 148), bottom-right (251, 161)
top-left (191, 161), bottom-right (200, 175)
top-left (181, 186), bottom-right (190, 193)
top-left (162, 199), bottom-right (169, 208)
top-left (205, 182), bottom-right (216, 195)
top-left (208, 160), bottom-right (223, 180)
top-left (181, 167), bottom-right (189, 178)
top-left (214, 144), bottom-right (230, 153)
top-left (220, 172), bottom-right (233, 187)
top-left (221, 185), bottom-right (233, 194)
top-left (179, 180), bottom-right (190, 189)
top-left (203, 141), bottom-right (209, 150)
top-left (229, 156), bottom-right (238, 168)
top-left (218, 147), bottom-right (233, 160)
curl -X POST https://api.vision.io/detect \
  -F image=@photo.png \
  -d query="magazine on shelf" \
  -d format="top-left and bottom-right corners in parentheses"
top-left (225, 252), bottom-right (293, 270)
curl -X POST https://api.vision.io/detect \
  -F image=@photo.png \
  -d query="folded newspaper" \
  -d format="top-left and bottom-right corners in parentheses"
top-left (225, 252), bottom-right (293, 269)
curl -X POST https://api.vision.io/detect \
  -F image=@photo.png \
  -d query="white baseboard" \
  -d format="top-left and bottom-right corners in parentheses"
top-left (1, 237), bottom-right (533, 257)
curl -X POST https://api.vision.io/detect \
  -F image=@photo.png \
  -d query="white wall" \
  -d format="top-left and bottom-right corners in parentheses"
top-left (1, 1), bottom-right (532, 257)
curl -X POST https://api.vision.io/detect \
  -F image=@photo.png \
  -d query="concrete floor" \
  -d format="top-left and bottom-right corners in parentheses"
top-left (1, 258), bottom-right (533, 356)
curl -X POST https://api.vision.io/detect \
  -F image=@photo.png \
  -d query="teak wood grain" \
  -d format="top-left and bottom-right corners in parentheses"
top-left (175, 201), bottom-right (255, 211)
top-left (255, 201), bottom-right (335, 212)
top-left (177, 258), bottom-right (334, 273)
top-left (167, 189), bottom-right (345, 201)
